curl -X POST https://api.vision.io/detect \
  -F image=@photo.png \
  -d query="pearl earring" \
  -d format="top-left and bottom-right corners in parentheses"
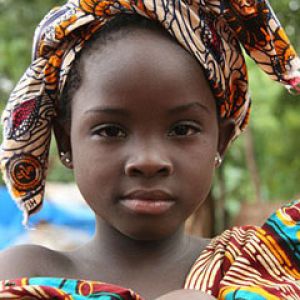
top-left (215, 152), bottom-right (222, 167)
top-left (60, 152), bottom-right (72, 164)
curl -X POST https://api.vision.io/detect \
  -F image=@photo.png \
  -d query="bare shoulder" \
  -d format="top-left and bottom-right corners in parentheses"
top-left (0, 244), bottom-right (69, 280)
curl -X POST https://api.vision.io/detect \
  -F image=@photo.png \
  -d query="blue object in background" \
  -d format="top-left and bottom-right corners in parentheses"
top-left (0, 187), bottom-right (95, 250)
top-left (0, 188), bottom-right (24, 249)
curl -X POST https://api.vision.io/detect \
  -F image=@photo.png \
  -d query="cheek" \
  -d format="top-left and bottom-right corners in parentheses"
top-left (179, 137), bottom-right (217, 175)
top-left (71, 141), bottom-right (123, 206)
top-left (186, 153), bottom-right (215, 194)
top-left (176, 141), bottom-right (217, 211)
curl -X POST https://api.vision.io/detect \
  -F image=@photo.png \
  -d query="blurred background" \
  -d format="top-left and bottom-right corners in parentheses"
top-left (0, 0), bottom-right (299, 250)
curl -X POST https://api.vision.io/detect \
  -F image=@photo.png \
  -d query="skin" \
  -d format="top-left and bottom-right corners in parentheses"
top-left (0, 26), bottom-right (234, 300)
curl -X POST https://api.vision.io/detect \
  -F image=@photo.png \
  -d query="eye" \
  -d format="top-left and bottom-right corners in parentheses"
top-left (168, 122), bottom-right (202, 137)
top-left (92, 124), bottom-right (127, 138)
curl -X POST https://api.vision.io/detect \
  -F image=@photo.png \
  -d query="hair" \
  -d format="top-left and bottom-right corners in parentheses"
top-left (58, 14), bottom-right (174, 123)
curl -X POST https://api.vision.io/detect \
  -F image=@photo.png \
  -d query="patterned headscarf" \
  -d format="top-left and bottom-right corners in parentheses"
top-left (1, 0), bottom-right (300, 224)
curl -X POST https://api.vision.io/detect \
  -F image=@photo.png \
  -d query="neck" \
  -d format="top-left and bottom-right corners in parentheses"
top-left (77, 217), bottom-right (190, 268)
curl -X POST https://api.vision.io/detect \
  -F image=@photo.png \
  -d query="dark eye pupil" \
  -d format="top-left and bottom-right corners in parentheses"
top-left (174, 125), bottom-right (189, 135)
top-left (106, 126), bottom-right (120, 136)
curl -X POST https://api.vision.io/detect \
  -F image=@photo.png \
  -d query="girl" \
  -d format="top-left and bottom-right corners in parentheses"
top-left (0, 0), bottom-right (299, 299)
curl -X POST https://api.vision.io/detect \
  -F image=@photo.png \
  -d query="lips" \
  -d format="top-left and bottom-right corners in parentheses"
top-left (119, 189), bottom-right (175, 215)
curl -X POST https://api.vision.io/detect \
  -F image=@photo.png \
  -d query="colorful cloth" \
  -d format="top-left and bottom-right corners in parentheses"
top-left (0, 278), bottom-right (143, 299)
top-left (0, 0), bottom-right (300, 224)
top-left (185, 199), bottom-right (300, 299)
top-left (1, 200), bottom-right (300, 299)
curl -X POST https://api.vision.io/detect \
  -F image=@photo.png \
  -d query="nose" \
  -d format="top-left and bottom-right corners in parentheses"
top-left (124, 146), bottom-right (174, 178)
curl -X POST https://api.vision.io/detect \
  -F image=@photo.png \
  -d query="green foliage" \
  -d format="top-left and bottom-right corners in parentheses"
top-left (247, 62), bottom-right (300, 201)
top-left (0, 0), bottom-right (65, 82)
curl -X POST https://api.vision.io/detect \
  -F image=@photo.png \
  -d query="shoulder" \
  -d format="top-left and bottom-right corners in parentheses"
top-left (0, 244), bottom-right (66, 280)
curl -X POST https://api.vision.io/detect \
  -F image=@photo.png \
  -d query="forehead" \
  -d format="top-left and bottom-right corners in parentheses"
top-left (72, 27), bottom-right (216, 114)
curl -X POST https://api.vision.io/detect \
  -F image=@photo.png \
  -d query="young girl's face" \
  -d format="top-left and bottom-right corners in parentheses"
top-left (65, 27), bottom-right (225, 241)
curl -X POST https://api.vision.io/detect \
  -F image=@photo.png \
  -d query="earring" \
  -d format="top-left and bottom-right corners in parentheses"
top-left (214, 152), bottom-right (222, 167)
top-left (60, 152), bottom-right (72, 164)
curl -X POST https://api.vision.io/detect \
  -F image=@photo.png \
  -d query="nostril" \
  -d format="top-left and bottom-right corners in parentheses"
top-left (124, 161), bottom-right (173, 177)
top-left (157, 166), bottom-right (171, 176)
top-left (127, 167), bottom-right (143, 177)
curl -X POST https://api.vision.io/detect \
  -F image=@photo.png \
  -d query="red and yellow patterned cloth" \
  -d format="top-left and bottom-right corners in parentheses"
top-left (1, 200), bottom-right (300, 299)
top-left (185, 199), bottom-right (300, 299)
top-left (0, 278), bottom-right (143, 299)
top-left (0, 0), bottom-right (299, 224)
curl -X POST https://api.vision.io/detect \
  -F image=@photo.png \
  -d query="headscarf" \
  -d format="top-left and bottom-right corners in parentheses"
top-left (1, 0), bottom-right (300, 224)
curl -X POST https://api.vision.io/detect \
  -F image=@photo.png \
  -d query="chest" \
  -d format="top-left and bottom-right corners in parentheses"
top-left (79, 259), bottom-right (193, 298)
top-left (39, 251), bottom-right (199, 299)
top-left (35, 238), bottom-right (209, 299)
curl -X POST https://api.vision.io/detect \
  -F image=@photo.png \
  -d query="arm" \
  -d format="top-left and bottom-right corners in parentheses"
top-left (154, 289), bottom-right (217, 300)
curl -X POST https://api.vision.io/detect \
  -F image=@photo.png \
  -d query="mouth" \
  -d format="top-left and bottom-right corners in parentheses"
top-left (119, 189), bottom-right (175, 215)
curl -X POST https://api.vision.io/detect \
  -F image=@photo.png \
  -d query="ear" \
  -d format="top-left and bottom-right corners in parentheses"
top-left (217, 118), bottom-right (236, 159)
top-left (53, 118), bottom-right (73, 169)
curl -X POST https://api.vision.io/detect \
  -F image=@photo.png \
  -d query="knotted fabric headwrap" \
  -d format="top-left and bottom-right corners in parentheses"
top-left (1, 0), bottom-right (300, 224)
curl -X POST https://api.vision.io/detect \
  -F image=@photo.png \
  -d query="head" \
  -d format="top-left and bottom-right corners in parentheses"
top-left (54, 14), bottom-right (235, 241)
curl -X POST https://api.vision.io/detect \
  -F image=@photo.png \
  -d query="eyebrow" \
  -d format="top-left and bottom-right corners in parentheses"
top-left (167, 102), bottom-right (210, 114)
top-left (84, 102), bottom-right (210, 116)
top-left (84, 107), bottom-right (129, 116)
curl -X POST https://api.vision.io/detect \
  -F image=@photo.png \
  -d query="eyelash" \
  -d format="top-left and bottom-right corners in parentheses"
top-left (92, 124), bottom-right (127, 138)
top-left (91, 121), bottom-right (202, 139)
top-left (168, 122), bottom-right (202, 137)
